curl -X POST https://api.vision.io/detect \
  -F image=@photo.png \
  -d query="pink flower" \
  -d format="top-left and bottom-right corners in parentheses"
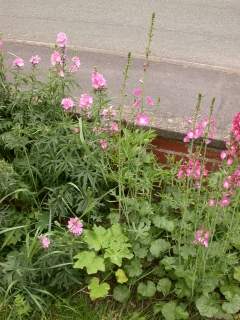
top-left (220, 151), bottom-right (227, 160)
top-left (110, 121), bottom-right (119, 133)
top-left (223, 179), bottom-right (230, 189)
top-left (220, 196), bottom-right (230, 207)
top-left (231, 112), bottom-right (240, 141)
top-left (51, 51), bottom-right (62, 66)
top-left (208, 199), bottom-right (216, 207)
top-left (133, 87), bottom-right (142, 97)
top-left (12, 57), bottom-right (24, 68)
top-left (67, 217), bottom-right (83, 236)
top-left (101, 106), bottom-right (116, 120)
top-left (69, 56), bottom-right (81, 72)
top-left (194, 229), bottom-right (210, 248)
top-left (99, 139), bottom-right (108, 150)
top-left (79, 93), bottom-right (93, 109)
top-left (0, 40), bottom-right (3, 49)
top-left (135, 113), bottom-right (149, 126)
top-left (183, 117), bottom-right (216, 143)
top-left (92, 71), bottom-right (107, 89)
top-left (56, 32), bottom-right (68, 47)
top-left (61, 97), bottom-right (74, 110)
top-left (177, 158), bottom-right (208, 181)
top-left (38, 235), bottom-right (50, 249)
top-left (30, 55), bottom-right (41, 66)
top-left (146, 96), bottom-right (154, 106)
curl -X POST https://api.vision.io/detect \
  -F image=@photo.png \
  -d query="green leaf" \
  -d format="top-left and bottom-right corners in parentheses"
top-left (115, 269), bottom-right (128, 284)
top-left (233, 266), bottom-right (240, 282)
top-left (84, 225), bottom-right (107, 251)
top-left (137, 281), bottom-right (156, 298)
top-left (222, 295), bottom-right (240, 314)
top-left (161, 257), bottom-right (176, 271)
top-left (103, 224), bottom-right (133, 266)
top-left (161, 301), bottom-right (176, 320)
top-left (196, 295), bottom-right (220, 318)
top-left (133, 243), bottom-right (148, 258)
top-left (157, 278), bottom-right (172, 296)
top-left (113, 285), bottom-right (130, 303)
top-left (150, 239), bottom-right (170, 257)
top-left (125, 258), bottom-right (142, 277)
top-left (73, 251), bottom-right (105, 274)
top-left (152, 216), bottom-right (175, 232)
top-left (88, 277), bottom-right (110, 301)
top-left (220, 284), bottom-right (240, 301)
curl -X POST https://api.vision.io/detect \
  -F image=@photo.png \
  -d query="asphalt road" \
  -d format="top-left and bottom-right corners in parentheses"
top-left (1, 0), bottom-right (240, 69)
top-left (1, 1), bottom-right (240, 140)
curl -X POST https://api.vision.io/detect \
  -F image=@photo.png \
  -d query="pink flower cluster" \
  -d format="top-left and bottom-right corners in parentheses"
top-left (92, 71), bottom-right (107, 90)
top-left (184, 117), bottom-right (216, 143)
top-left (61, 97), bottom-right (74, 110)
top-left (177, 158), bottom-right (208, 180)
top-left (56, 32), bottom-right (68, 48)
top-left (132, 87), bottom-right (154, 108)
top-left (231, 112), bottom-right (240, 141)
top-left (30, 55), bottom-right (41, 66)
top-left (101, 106), bottom-right (116, 120)
top-left (38, 217), bottom-right (83, 249)
top-left (12, 57), bottom-right (24, 68)
top-left (194, 229), bottom-right (210, 248)
top-left (67, 217), bottom-right (83, 236)
top-left (69, 56), bottom-right (81, 73)
top-left (135, 113), bottom-right (150, 126)
top-left (79, 93), bottom-right (93, 109)
top-left (51, 51), bottom-right (62, 66)
top-left (38, 235), bottom-right (51, 249)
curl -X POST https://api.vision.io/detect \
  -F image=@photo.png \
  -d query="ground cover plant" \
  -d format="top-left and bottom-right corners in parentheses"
top-left (1, 16), bottom-right (240, 319)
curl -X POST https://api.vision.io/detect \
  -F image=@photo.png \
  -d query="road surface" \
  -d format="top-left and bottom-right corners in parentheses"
top-left (1, 1), bottom-right (240, 139)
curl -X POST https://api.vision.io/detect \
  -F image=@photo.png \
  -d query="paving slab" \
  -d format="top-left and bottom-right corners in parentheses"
top-left (2, 42), bottom-right (240, 141)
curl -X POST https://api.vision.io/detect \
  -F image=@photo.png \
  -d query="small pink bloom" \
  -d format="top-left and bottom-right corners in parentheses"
top-left (194, 229), bottom-right (210, 248)
top-left (92, 71), bottom-right (107, 89)
top-left (38, 235), bottom-right (50, 249)
top-left (101, 106), bottom-right (116, 119)
top-left (67, 217), bottom-right (83, 236)
top-left (61, 97), bottom-right (74, 110)
top-left (135, 113), bottom-right (150, 126)
top-left (227, 158), bottom-right (233, 166)
top-left (220, 151), bottom-right (227, 160)
top-left (231, 112), bottom-right (240, 141)
top-left (12, 57), bottom-right (24, 68)
top-left (223, 180), bottom-right (230, 189)
top-left (0, 40), bottom-right (3, 49)
top-left (51, 51), bottom-right (62, 66)
top-left (110, 121), bottom-right (119, 133)
top-left (56, 32), bottom-right (68, 47)
top-left (79, 93), bottom-right (93, 109)
top-left (133, 87), bottom-right (142, 97)
top-left (30, 55), bottom-right (41, 65)
top-left (220, 196), bottom-right (230, 207)
top-left (69, 56), bottom-right (81, 72)
top-left (146, 96), bottom-right (154, 106)
top-left (208, 199), bottom-right (216, 207)
top-left (99, 139), bottom-right (108, 150)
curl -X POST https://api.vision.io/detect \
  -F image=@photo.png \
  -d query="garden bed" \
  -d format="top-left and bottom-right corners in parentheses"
top-left (1, 27), bottom-right (240, 320)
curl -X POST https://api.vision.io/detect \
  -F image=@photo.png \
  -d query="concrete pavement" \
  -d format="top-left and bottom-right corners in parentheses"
top-left (1, 0), bottom-right (240, 70)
